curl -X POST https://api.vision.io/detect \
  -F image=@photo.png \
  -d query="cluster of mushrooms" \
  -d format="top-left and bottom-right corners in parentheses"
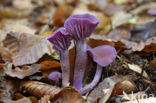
top-left (47, 13), bottom-right (117, 95)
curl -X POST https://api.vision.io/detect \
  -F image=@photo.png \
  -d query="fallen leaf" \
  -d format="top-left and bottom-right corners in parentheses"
top-left (108, 28), bottom-right (131, 41)
top-left (87, 75), bottom-right (134, 103)
top-left (0, 7), bottom-right (27, 18)
top-left (111, 11), bottom-right (132, 29)
top-left (0, 46), bottom-right (12, 62)
top-left (3, 32), bottom-right (54, 66)
top-left (40, 61), bottom-right (61, 71)
top-left (3, 97), bottom-right (32, 103)
top-left (20, 81), bottom-right (61, 100)
top-left (38, 95), bottom-right (50, 103)
top-left (4, 64), bottom-right (41, 79)
top-left (52, 87), bottom-right (82, 103)
top-left (98, 88), bottom-right (114, 103)
top-left (51, 5), bottom-right (73, 26)
top-left (0, 22), bottom-right (36, 42)
top-left (130, 2), bottom-right (156, 15)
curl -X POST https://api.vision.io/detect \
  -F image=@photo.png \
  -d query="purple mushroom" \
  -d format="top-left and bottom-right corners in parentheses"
top-left (80, 45), bottom-right (117, 94)
top-left (48, 72), bottom-right (62, 86)
top-left (47, 28), bottom-right (71, 86)
top-left (64, 13), bottom-right (100, 90)
top-left (147, 9), bottom-right (156, 16)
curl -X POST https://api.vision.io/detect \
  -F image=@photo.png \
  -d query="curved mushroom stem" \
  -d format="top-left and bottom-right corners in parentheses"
top-left (59, 50), bottom-right (70, 86)
top-left (79, 64), bottom-right (102, 95)
top-left (73, 40), bottom-right (88, 90)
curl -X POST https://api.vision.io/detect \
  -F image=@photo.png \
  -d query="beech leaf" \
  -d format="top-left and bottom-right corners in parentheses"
top-left (4, 64), bottom-right (41, 79)
top-left (3, 32), bottom-right (54, 66)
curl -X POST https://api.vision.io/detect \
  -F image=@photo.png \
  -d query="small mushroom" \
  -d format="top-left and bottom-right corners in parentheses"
top-left (47, 28), bottom-right (71, 86)
top-left (48, 72), bottom-right (62, 86)
top-left (80, 45), bottom-right (117, 94)
top-left (64, 13), bottom-right (100, 90)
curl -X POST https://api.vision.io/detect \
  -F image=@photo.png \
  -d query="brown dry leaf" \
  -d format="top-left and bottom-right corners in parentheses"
top-left (13, 0), bottom-right (34, 12)
top-left (20, 81), bottom-right (61, 100)
top-left (52, 87), bottom-right (82, 103)
top-left (3, 32), bottom-right (54, 66)
top-left (130, 2), bottom-right (156, 15)
top-left (113, 80), bottom-right (136, 95)
top-left (88, 33), bottom-right (156, 52)
top-left (3, 97), bottom-right (32, 103)
top-left (111, 11), bottom-right (132, 29)
top-left (0, 0), bottom-right (34, 18)
top-left (108, 28), bottom-right (131, 41)
top-left (0, 22), bottom-right (36, 42)
top-left (4, 64), bottom-right (41, 79)
top-left (103, 4), bottom-right (125, 16)
top-left (0, 46), bottom-right (12, 62)
top-left (40, 61), bottom-right (61, 71)
top-left (38, 95), bottom-right (50, 103)
top-left (0, 78), bottom-right (21, 102)
top-left (51, 5), bottom-right (73, 26)
top-left (87, 75), bottom-right (134, 103)
top-left (87, 35), bottom-right (125, 48)
top-left (98, 88), bottom-right (114, 103)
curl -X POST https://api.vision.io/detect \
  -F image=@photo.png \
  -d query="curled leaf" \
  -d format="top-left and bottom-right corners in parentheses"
top-left (3, 32), bottom-right (54, 66)
top-left (4, 64), bottom-right (41, 79)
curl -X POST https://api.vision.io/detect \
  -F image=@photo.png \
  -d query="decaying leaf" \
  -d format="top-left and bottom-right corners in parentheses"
top-left (20, 81), bottom-right (82, 103)
top-left (52, 87), bottom-right (82, 103)
top-left (0, 22), bottom-right (36, 42)
top-left (111, 11), bottom-right (132, 29)
top-left (40, 61), bottom-right (61, 71)
top-left (38, 95), bottom-right (50, 103)
top-left (52, 5), bottom-right (73, 26)
top-left (98, 88), bottom-right (114, 103)
top-left (88, 30), bottom-right (156, 52)
top-left (20, 81), bottom-right (61, 100)
top-left (3, 97), bottom-right (32, 103)
top-left (0, 78), bottom-right (20, 102)
top-left (108, 28), bottom-right (131, 41)
top-left (3, 32), bottom-right (54, 66)
top-left (4, 64), bottom-right (41, 79)
top-left (130, 2), bottom-right (156, 15)
top-left (87, 75), bottom-right (134, 103)
top-left (0, 46), bottom-right (12, 62)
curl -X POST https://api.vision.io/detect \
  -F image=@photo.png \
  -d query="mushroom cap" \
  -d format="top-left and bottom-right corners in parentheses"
top-left (147, 9), bottom-right (156, 16)
top-left (47, 28), bottom-right (71, 51)
top-left (48, 72), bottom-right (62, 81)
top-left (64, 13), bottom-right (100, 40)
top-left (87, 45), bottom-right (117, 67)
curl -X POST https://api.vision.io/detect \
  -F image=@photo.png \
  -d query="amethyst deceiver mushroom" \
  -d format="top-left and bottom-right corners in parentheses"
top-left (64, 13), bottom-right (100, 90)
top-left (47, 28), bottom-right (71, 86)
top-left (80, 45), bottom-right (117, 94)
top-left (48, 72), bottom-right (62, 86)
top-left (147, 9), bottom-right (156, 16)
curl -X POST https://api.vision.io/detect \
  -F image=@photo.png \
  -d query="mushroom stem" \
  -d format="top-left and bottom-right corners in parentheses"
top-left (59, 50), bottom-right (70, 86)
top-left (79, 64), bottom-right (102, 95)
top-left (73, 40), bottom-right (88, 90)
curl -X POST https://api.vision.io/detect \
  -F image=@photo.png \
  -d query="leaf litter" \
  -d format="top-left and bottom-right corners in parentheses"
top-left (0, 0), bottom-right (156, 103)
